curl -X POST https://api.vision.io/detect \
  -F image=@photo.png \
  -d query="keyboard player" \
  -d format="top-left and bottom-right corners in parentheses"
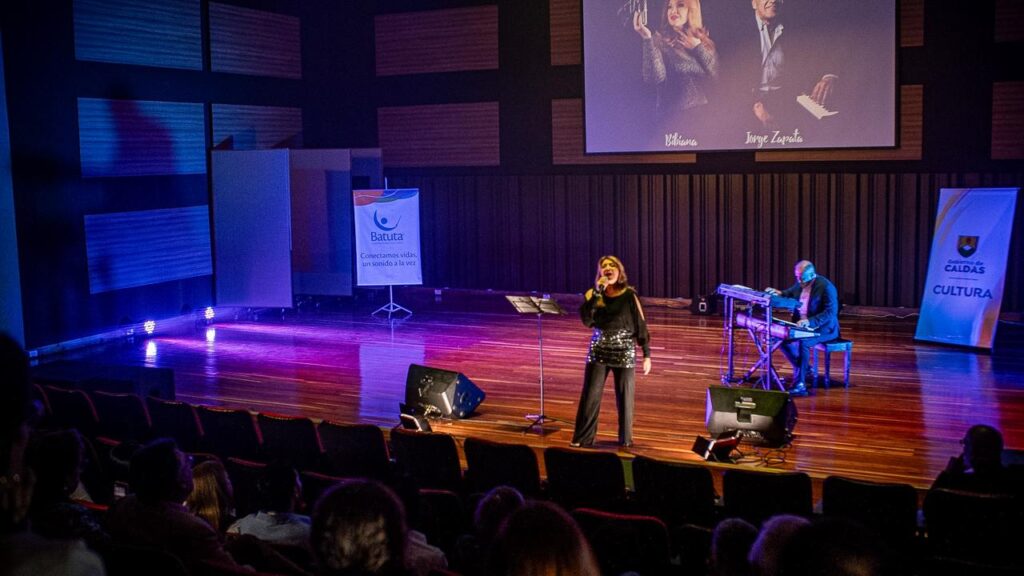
top-left (765, 260), bottom-right (840, 396)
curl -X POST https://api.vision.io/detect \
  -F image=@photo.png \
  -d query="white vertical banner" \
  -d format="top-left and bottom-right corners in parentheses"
top-left (353, 188), bottom-right (423, 286)
top-left (915, 188), bottom-right (1018, 349)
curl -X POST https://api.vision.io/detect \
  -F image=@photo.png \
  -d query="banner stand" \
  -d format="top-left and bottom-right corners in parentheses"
top-left (372, 285), bottom-right (412, 318)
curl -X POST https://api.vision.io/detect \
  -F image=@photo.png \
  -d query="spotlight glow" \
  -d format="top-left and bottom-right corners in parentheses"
top-left (145, 341), bottom-right (157, 359)
top-left (205, 328), bottom-right (216, 343)
top-left (204, 307), bottom-right (215, 321)
top-left (143, 320), bottom-right (156, 334)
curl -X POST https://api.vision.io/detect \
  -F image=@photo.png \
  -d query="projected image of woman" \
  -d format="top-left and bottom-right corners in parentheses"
top-left (634, 0), bottom-right (718, 136)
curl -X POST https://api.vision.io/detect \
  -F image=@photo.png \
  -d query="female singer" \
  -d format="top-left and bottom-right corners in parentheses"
top-left (570, 256), bottom-right (651, 449)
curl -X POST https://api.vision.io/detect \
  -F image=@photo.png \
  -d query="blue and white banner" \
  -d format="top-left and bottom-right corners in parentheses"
top-left (915, 188), bottom-right (1018, 349)
top-left (353, 188), bottom-right (422, 286)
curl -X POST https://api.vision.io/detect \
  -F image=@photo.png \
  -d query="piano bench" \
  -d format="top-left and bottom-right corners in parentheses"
top-left (811, 338), bottom-right (852, 388)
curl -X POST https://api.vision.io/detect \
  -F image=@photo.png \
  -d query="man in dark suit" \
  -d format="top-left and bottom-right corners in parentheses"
top-left (767, 260), bottom-right (839, 396)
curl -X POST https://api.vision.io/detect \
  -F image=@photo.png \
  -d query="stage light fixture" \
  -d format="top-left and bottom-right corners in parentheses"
top-left (204, 307), bottom-right (215, 321)
top-left (143, 320), bottom-right (156, 334)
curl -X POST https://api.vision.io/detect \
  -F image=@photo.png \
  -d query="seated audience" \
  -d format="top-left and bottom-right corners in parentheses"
top-left (930, 424), bottom-right (1021, 495)
top-left (776, 517), bottom-right (885, 576)
top-left (390, 475), bottom-right (447, 576)
top-left (1, 333), bottom-right (106, 575)
top-left (485, 500), bottom-right (600, 576)
top-left (710, 517), bottom-right (759, 576)
top-left (187, 457), bottom-right (236, 535)
top-left (105, 438), bottom-right (243, 572)
top-left (456, 485), bottom-right (525, 576)
top-left (748, 514), bottom-right (810, 576)
top-left (311, 478), bottom-right (411, 576)
top-left (228, 461), bottom-right (310, 548)
top-left (26, 429), bottom-right (110, 550)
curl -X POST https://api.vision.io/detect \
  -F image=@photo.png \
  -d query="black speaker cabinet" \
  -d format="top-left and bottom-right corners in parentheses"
top-left (405, 364), bottom-right (485, 419)
top-left (705, 386), bottom-right (797, 447)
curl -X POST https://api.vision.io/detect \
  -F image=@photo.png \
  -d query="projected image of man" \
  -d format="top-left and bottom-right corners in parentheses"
top-left (748, 0), bottom-right (838, 131)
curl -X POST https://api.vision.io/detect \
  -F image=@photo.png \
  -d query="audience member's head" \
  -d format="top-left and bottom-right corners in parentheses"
top-left (186, 458), bottom-right (234, 532)
top-left (1, 333), bottom-right (33, 532)
top-left (711, 517), bottom-right (759, 576)
top-left (776, 517), bottom-right (884, 576)
top-left (256, 460), bottom-right (301, 514)
top-left (749, 514), bottom-right (811, 576)
top-left (486, 500), bottom-right (600, 576)
top-left (962, 424), bottom-right (1004, 473)
top-left (27, 429), bottom-right (85, 505)
top-left (311, 478), bottom-right (408, 575)
top-left (473, 485), bottom-right (525, 545)
top-left (129, 438), bottom-right (193, 505)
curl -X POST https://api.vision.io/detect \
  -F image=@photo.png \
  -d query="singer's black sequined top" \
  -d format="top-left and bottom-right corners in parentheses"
top-left (580, 287), bottom-right (651, 368)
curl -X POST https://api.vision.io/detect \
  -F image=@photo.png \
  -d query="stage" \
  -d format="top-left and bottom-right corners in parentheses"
top-left (44, 288), bottom-right (1024, 494)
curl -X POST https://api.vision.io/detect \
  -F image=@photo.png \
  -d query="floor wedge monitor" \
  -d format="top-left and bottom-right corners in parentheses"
top-left (705, 385), bottom-right (796, 447)
top-left (405, 364), bottom-right (485, 419)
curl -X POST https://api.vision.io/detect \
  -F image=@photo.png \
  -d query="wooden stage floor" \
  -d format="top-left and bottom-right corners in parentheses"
top-left (48, 289), bottom-right (1024, 492)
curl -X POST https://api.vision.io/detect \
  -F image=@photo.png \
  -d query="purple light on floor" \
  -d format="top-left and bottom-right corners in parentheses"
top-left (204, 307), bottom-right (215, 321)
top-left (144, 320), bottom-right (156, 334)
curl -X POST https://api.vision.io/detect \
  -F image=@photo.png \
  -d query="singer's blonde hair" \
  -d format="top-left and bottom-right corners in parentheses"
top-left (595, 255), bottom-right (629, 289)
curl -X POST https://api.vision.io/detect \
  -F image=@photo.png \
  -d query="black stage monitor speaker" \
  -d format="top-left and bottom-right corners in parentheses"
top-left (705, 385), bottom-right (796, 447)
top-left (405, 364), bottom-right (485, 419)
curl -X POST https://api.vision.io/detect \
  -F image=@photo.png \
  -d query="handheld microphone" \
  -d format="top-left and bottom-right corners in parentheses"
top-left (596, 278), bottom-right (608, 294)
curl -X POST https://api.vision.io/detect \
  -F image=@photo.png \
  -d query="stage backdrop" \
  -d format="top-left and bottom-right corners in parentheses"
top-left (353, 188), bottom-right (422, 286)
top-left (915, 188), bottom-right (1019, 349)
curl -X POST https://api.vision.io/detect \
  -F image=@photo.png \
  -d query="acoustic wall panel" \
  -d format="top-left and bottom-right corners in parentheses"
top-left (550, 0), bottom-right (581, 66)
top-left (84, 205), bottom-right (212, 294)
top-left (378, 102), bottom-right (499, 167)
top-left (212, 104), bottom-right (303, 150)
top-left (551, 99), bottom-right (696, 165)
top-left (900, 0), bottom-right (924, 47)
top-left (995, 0), bottom-right (1024, 43)
top-left (210, 3), bottom-right (302, 79)
top-left (992, 82), bottom-right (1024, 160)
top-left (73, 0), bottom-right (202, 69)
top-left (77, 97), bottom-right (206, 177)
top-left (375, 6), bottom-right (499, 76)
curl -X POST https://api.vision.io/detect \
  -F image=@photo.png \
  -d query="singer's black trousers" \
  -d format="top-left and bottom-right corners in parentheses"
top-left (571, 361), bottom-right (634, 446)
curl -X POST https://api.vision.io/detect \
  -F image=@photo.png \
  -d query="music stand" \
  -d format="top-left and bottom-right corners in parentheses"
top-left (506, 295), bottom-right (570, 432)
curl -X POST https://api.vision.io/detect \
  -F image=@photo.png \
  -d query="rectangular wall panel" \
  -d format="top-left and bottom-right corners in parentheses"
top-left (78, 97), bottom-right (206, 177)
top-left (212, 104), bottom-right (303, 150)
top-left (995, 0), bottom-right (1024, 43)
top-left (551, 99), bottom-right (696, 165)
top-left (992, 82), bottom-right (1024, 159)
top-left (375, 6), bottom-right (498, 76)
top-left (74, 0), bottom-right (202, 69)
top-left (378, 102), bottom-right (499, 167)
top-left (901, 0), bottom-right (924, 47)
top-left (210, 2), bottom-right (302, 79)
top-left (84, 205), bottom-right (212, 293)
top-left (550, 0), bottom-right (581, 66)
